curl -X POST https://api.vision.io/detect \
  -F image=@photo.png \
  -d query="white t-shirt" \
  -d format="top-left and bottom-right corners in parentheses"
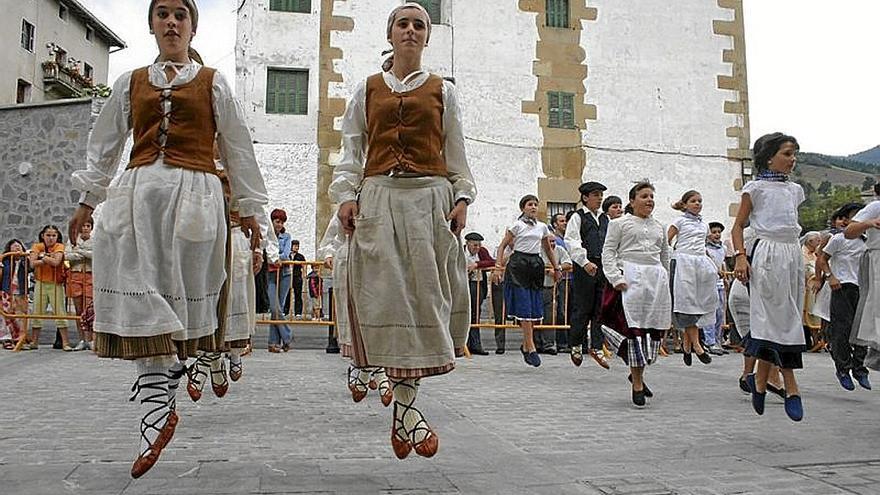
top-left (852, 200), bottom-right (880, 250)
top-left (509, 218), bottom-right (552, 255)
top-left (671, 214), bottom-right (709, 255)
top-left (742, 180), bottom-right (805, 242)
top-left (823, 233), bottom-right (866, 286)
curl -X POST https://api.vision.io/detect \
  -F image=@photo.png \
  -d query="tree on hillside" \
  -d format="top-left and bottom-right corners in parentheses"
top-left (862, 176), bottom-right (876, 191)
top-left (818, 180), bottom-right (832, 196)
top-left (798, 184), bottom-right (862, 232)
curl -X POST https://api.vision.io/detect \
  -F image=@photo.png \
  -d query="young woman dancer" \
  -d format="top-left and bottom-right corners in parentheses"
top-left (331, 3), bottom-right (475, 459)
top-left (731, 132), bottom-right (806, 422)
top-left (667, 191), bottom-right (715, 367)
top-left (601, 182), bottom-right (671, 407)
top-left (494, 195), bottom-right (561, 367)
top-left (319, 216), bottom-right (393, 407)
top-left (68, 0), bottom-right (268, 477)
top-left (846, 197), bottom-right (880, 372)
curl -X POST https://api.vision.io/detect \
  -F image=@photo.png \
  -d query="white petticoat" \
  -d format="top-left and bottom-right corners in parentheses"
top-left (225, 228), bottom-right (256, 342)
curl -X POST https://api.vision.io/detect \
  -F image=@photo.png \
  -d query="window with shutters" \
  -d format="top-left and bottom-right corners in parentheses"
top-left (546, 0), bottom-right (569, 28)
top-left (547, 91), bottom-right (575, 129)
top-left (266, 69), bottom-right (309, 115)
top-left (16, 79), bottom-right (31, 104)
top-left (269, 0), bottom-right (311, 13)
top-left (412, 0), bottom-right (442, 24)
top-left (21, 19), bottom-right (35, 52)
top-left (547, 202), bottom-right (577, 223)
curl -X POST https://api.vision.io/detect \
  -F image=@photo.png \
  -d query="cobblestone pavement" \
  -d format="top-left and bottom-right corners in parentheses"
top-left (1, 333), bottom-right (878, 495)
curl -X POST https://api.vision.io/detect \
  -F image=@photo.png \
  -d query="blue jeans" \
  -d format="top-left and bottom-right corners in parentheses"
top-left (701, 285), bottom-right (725, 346)
top-left (267, 269), bottom-right (293, 346)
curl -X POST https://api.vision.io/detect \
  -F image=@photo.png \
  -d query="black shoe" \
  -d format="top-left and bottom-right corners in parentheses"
top-left (696, 351), bottom-right (712, 365)
top-left (495, 348), bottom-right (505, 355)
top-left (325, 346), bottom-right (340, 354)
top-left (739, 375), bottom-right (751, 395)
top-left (766, 383), bottom-right (786, 400)
top-left (544, 347), bottom-right (558, 356)
top-left (469, 347), bottom-right (489, 356)
top-left (683, 352), bottom-right (692, 366)
top-left (628, 374), bottom-right (653, 398)
top-left (632, 388), bottom-right (646, 408)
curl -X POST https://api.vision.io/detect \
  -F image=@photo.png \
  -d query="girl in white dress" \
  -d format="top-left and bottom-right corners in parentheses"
top-left (601, 181), bottom-right (671, 408)
top-left (667, 190), bottom-right (716, 367)
top-left (68, 0), bottom-right (268, 478)
top-left (731, 132), bottom-right (806, 422)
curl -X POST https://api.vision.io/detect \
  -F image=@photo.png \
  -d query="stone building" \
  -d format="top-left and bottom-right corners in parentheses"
top-left (236, 0), bottom-right (750, 252)
top-left (2, 0), bottom-right (125, 105)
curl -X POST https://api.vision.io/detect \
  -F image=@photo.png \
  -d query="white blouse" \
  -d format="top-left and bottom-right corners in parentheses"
top-left (671, 214), bottom-right (709, 256)
top-left (741, 180), bottom-right (805, 243)
top-left (853, 200), bottom-right (880, 250)
top-left (329, 70), bottom-right (477, 205)
top-left (602, 215), bottom-right (671, 288)
top-left (509, 219), bottom-right (553, 255)
top-left (72, 62), bottom-right (268, 218)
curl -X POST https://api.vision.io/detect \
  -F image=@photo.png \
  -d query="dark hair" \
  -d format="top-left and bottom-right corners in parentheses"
top-left (832, 203), bottom-right (864, 221)
top-left (519, 194), bottom-right (539, 210)
top-left (4, 239), bottom-right (24, 254)
top-left (874, 182), bottom-right (880, 196)
top-left (624, 204), bottom-right (634, 215)
top-left (708, 222), bottom-right (725, 232)
top-left (81, 216), bottom-right (94, 228)
top-left (564, 209), bottom-right (576, 222)
top-left (601, 195), bottom-right (622, 213)
top-left (291, 239), bottom-right (300, 246)
top-left (628, 181), bottom-right (655, 201)
top-left (550, 213), bottom-right (565, 228)
top-left (672, 190), bottom-right (700, 211)
top-left (753, 132), bottom-right (799, 172)
top-left (38, 225), bottom-right (63, 244)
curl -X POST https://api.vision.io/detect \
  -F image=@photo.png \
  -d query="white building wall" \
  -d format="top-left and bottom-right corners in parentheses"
top-left (583, 0), bottom-right (741, 227)
top-left (236, 0), bottom-right (321, 256)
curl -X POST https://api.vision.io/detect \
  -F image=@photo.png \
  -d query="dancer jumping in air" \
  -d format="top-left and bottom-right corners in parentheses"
top-left (69, 0), bottom-right (268, 477)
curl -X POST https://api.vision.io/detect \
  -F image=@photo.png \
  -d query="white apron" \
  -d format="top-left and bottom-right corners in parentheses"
top-left (749, 239), bottom-right (805, 346)
top-left (225, 228), bottom-right (256, 342)
top-left (671, 251), bottom-right (719, 325)
top-left (621, 261), bottom-right (672, 330)
top-left (851, 249), bottom-right (880, 350)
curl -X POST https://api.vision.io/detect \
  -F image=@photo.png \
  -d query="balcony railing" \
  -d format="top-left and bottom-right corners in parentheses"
top-left (41, 61), bottom-right (94, 98)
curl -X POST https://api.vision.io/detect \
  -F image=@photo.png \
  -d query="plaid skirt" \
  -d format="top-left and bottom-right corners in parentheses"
top-left (599, 283), bottom-right (664, 368)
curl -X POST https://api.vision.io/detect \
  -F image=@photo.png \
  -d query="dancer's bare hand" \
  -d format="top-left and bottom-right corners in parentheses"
top-left (867, 217), bottom-right (880, 229)
top-left (584, 261), bottom-right (598, 276)
top-left (614, 282), bottom-right (628, 291)
top-left (447, 200), bottom-right (468, 236)
top-left (68, 205), bottom-right (94, 247)
top-left (252, 251), bottom-right (263, 274)
top-left (324, 256), bottom-right (334, 270)
top-left (829, 275), bottom-right (842, 291)
top-left (338, 201), bottom-right (359, 235)
top-left (734, 256), bottom-right (750, 283)
top-left (240, 216), bottom-right (262, 252)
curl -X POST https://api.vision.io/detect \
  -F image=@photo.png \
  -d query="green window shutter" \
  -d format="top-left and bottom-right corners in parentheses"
top-left (548, 91), bottom-right (560, 128)
top-left (561, 93), bottom-right (574, 128)
top-left (294, 71), bottom-right (308, 114)
top-left (546, 0), bottom-right (569, 28)
top-left (266, 70), bottom-right (277, 113)
top-left (413, 0), bottom-right (442, 24)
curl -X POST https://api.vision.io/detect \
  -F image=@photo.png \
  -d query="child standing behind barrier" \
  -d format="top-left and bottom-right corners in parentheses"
top-left (66, 218), bottom-right (95, 351)
top-left (29, 225), bottom-right (71, 351)
top-left (1, 239), bottom-right (29, 349)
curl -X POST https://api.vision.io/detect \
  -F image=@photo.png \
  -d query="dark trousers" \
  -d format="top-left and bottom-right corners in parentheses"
top-left (569, 259), bottom-right (605, 350)
top-left (467, 280), bottom-right (488, 350)
top-left (830, 283), bottom-right (868, 376)
top-left (285, 278), bottom-right (304, 316)
top-left (491, 281), bottom-right (506, 350)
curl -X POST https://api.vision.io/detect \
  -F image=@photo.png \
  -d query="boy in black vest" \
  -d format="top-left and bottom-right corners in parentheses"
top-left (564, 181), bottom-right (611, 369)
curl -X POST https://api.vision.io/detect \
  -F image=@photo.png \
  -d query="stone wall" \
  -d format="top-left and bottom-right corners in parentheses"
top-left (0, 98), bottom-right (95, 246)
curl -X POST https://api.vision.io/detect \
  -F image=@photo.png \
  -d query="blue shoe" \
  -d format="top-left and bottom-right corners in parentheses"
top-left (837, 371), bottom-right (855, 391)
top-left (854, 374), bottom-right (872, 390)
top-left (739, 375), bottom-right (752, 395)
top-left (747, 374), bottom-right (765, 415)
top-left (784, 395), bottom-right (803, 421)
top-left (521, 346), bottom-right (541, 367)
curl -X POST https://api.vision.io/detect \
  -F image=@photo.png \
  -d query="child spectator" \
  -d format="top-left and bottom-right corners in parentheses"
top-left (1, 239), bottom-right (29, 349)
top-left (29, 225), bottom-right (72, 351)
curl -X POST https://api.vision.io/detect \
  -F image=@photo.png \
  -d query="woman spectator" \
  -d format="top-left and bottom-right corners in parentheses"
top-left (66, 217), bottom-right (95, 351)
top-left (1, 239), bottom-right (29, 350)
top-left (267, 208), bottom-right (293, 353)
top-left (29, 225), bottom-right (72, 351)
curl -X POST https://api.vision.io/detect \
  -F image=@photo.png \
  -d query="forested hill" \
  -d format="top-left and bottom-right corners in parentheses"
top-left (797, 151), bottom-right (879, 175)
top-left (849, 145), bottom-right (880, 165)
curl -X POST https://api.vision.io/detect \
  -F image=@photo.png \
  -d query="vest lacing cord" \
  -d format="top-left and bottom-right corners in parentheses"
top-left (390, 96), bottom-right (409, 175)
top-left (129, 371), bottom-right (175, 457)
top-left (155, 88), bottom-right (174, 150)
